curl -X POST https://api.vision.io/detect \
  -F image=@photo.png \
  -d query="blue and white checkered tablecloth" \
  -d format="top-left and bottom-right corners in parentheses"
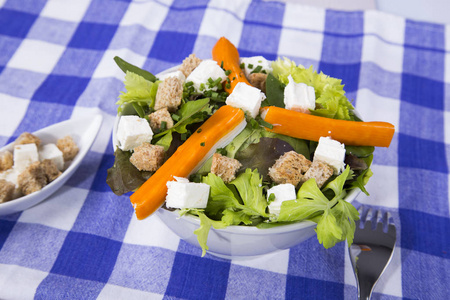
top-left (0, 0), bottom-right (449, 299)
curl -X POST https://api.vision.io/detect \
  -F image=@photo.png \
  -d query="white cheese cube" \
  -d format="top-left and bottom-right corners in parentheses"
top-left (284, 75), bottom-right (315, 111)
top-left (313, 137), bottom-right (346, 174)
top-left (39, 143), bottom-right (64, 171)
top-left (158, 70), bottom-right (186, 83)
top-left (240, 56), bottom-right (272, 77)
top-left (225, 82), bottom-right (266, 118)
top-left (117, 115), bottom-right (153, 151)
top-left (13, 143), bottom-right (39, 173)
top-left (0, 168), bottom-right (21, 198)
top-left (185, 59), bottom-right (227, 92)
top-left (267, 183), bottom-right (296, 215)
top-left (165, 178), bottom-right (210, 209)
top-left (0, 168), bottom-right (19, 187)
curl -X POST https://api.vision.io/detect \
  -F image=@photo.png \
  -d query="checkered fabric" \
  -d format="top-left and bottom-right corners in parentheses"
top-left (0, 0), bottom-right (449, 299)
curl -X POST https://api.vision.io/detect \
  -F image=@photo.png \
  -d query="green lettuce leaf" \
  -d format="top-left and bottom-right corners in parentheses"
top-left (262, 73), bottom-right (285, 108)
top-left (194, 211), bottom-right (228, 256)
top-left (314, 87), bottom-right (355, 120)
top-left (173, 98), bottom-right (212, 134)
top-left (221, 209), bottom-right (253, 226)
top-left (278, 179), bottom-right (332, 222)
top-left (153, 98), bottom-right (211, 139)
top-left (202, 173), bottom-right (241, 218)
top-left (114, 56), bottom-right (157, 82)
top-left (348, 154), bottom-right (373, 196)
top-left (116, 71), bottom-right (159, 117)
top-left (155, 131), bottom-right (173, 151)
top-left (230, 169), bottom-right (268, 217)
top-left (322, 165), bottom-right (352, 198)
top-left (330, 200), bottom-right (360, 245)
top-left (316, 208), bottom-right (343, 249)
top-left (278, 166), bottom-right (359, 248)
top-left (271, 57), bottom-right (355, 121)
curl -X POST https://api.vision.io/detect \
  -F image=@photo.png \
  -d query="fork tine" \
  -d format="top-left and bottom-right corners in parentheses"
top-left (386, 211), bottom-right (394, 225)
top-left (375, 209), bottom-right (383, 224)
top-left (375, 210), bottom-right (384, 231)
top-left (365, 207), bottom-right (373, 222)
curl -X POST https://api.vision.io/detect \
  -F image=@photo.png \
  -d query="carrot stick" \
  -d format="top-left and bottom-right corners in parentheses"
top-left (212, 37), bottom-right (251, 93)
top-left (130, 105), bottom-right (246, 220)
top-left (261, 106), bottom-right (395, 147)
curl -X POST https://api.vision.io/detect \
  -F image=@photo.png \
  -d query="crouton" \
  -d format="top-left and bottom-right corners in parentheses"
top-left (0, 151), bottom-right (13, 171)
top-left (130, 143), bottom-right (165, 171)
top-left (248, 73), bottom-right (267, 93)
top-left (15, 132), bottom-right (41, 147)
top-left (148, 108), bottom-right (174, 132)
top-left (301, 160), bottom-right (333, 188)
top-left (41, 159), bottom-right (61, 182)
top-left (211, 153), bottom-right (242, 183)
top-left (179, 54), bottom-right (202, 77)
top-left (18, 161), bottom-right (47, 195)
top-left (57, 136), bottom-right (79, 161)
top-left (0, 179), bottom-right (15, 203)
top-left (154, 77), bottom-right (183, 112)
top-left (268, 151), bottom-right (311, 186)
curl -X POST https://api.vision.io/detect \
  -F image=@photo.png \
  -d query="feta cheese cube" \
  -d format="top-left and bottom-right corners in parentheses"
top-left (267, 183), bottom-right (296, 215)
top-left (240, 56), bottom-right (272, 77)
top-left (313, 137), bottom-right (346, 174)
top-left (185, 59), bottom-right (227, 92)
top-left (0, 168), bottom-right (19, 187)
top-left (284, 75), bottom-right (315, 111)
top-left (117, 115), bottom-right (153, 151)
top-left (158, 70), bottom-right (186, 83)
top-left (165, 178), bottom-right (210, 209)
top-left (225, 82), bottom-right (266, 118)
top-left (13, 143), bottom-right (39, 173)
top-left (39, 143), bottom-right (64, 171)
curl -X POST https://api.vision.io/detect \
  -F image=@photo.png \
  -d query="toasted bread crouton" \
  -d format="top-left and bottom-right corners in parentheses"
top-left (179, 54), bottom-right (202, 77)
top-left (0, 179), bottom-right (15, 203)
top-left (268, 151), bottom-right (311, 186)
top-left (130, 143), bottom-right (165, 171)
top-left (301, 160), bottom-right (333, 188)
top-left (248, 73), bottom-right (267, 93)
top-left (211, 153), bottom-right (242, 183)
top-left (148, 108), bottom-right (174, 132)
top-left (41, 159), bottom-right (61, 182)
top-left (154, 77), bottom-right (183, 112)
top-left (57, 136), bottom-right (79, 161)
top-left (15, 132), bottom-right (41, 147)
top-left (0, 151), bottom-right (13, 171)
top-left (18, 161), bottom-right (47, 195)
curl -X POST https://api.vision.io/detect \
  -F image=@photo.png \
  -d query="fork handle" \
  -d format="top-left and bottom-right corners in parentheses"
top-left (358, 280), bottom-right (374, 300)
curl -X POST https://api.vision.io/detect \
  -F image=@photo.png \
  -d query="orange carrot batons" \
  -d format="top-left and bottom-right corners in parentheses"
top-left (212, 37), bottom-right (251, 93)
top-left (130, 105), bottom-right (246, 220)
top-left (261, 106), bottom-right (395, 147)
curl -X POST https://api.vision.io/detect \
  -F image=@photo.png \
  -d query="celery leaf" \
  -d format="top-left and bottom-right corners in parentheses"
top-left (116, 71), bottom-right (160, 116)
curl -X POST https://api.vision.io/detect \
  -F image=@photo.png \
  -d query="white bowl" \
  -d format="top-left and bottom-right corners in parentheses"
top-left (112, 66), bottom-right (360, 259)
top-left (0, 114), bottom-right (103, 216)
top-left (156, 189), bottom-right (358, 259)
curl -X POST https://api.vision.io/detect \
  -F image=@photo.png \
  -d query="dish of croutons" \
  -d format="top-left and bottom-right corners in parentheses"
top-left (0, 115), bottom-right (102, 216)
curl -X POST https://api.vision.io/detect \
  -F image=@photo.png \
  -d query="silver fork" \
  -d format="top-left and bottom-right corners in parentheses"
top-left (349, 207), bottom-right (397, 300)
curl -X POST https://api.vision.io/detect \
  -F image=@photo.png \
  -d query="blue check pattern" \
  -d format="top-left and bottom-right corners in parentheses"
top-left (0, 0), bottom-right (449, 299)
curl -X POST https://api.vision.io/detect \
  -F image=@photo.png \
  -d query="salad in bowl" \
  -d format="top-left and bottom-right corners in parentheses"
top-left (107, 37), bottom-right (394, 257)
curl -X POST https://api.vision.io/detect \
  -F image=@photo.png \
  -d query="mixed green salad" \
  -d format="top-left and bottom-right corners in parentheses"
top-left (107, 53), bottom-right (375, 255)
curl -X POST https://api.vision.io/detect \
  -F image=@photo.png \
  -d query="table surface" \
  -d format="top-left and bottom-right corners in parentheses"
top-left (0, 0), bottom-right (449, 299)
